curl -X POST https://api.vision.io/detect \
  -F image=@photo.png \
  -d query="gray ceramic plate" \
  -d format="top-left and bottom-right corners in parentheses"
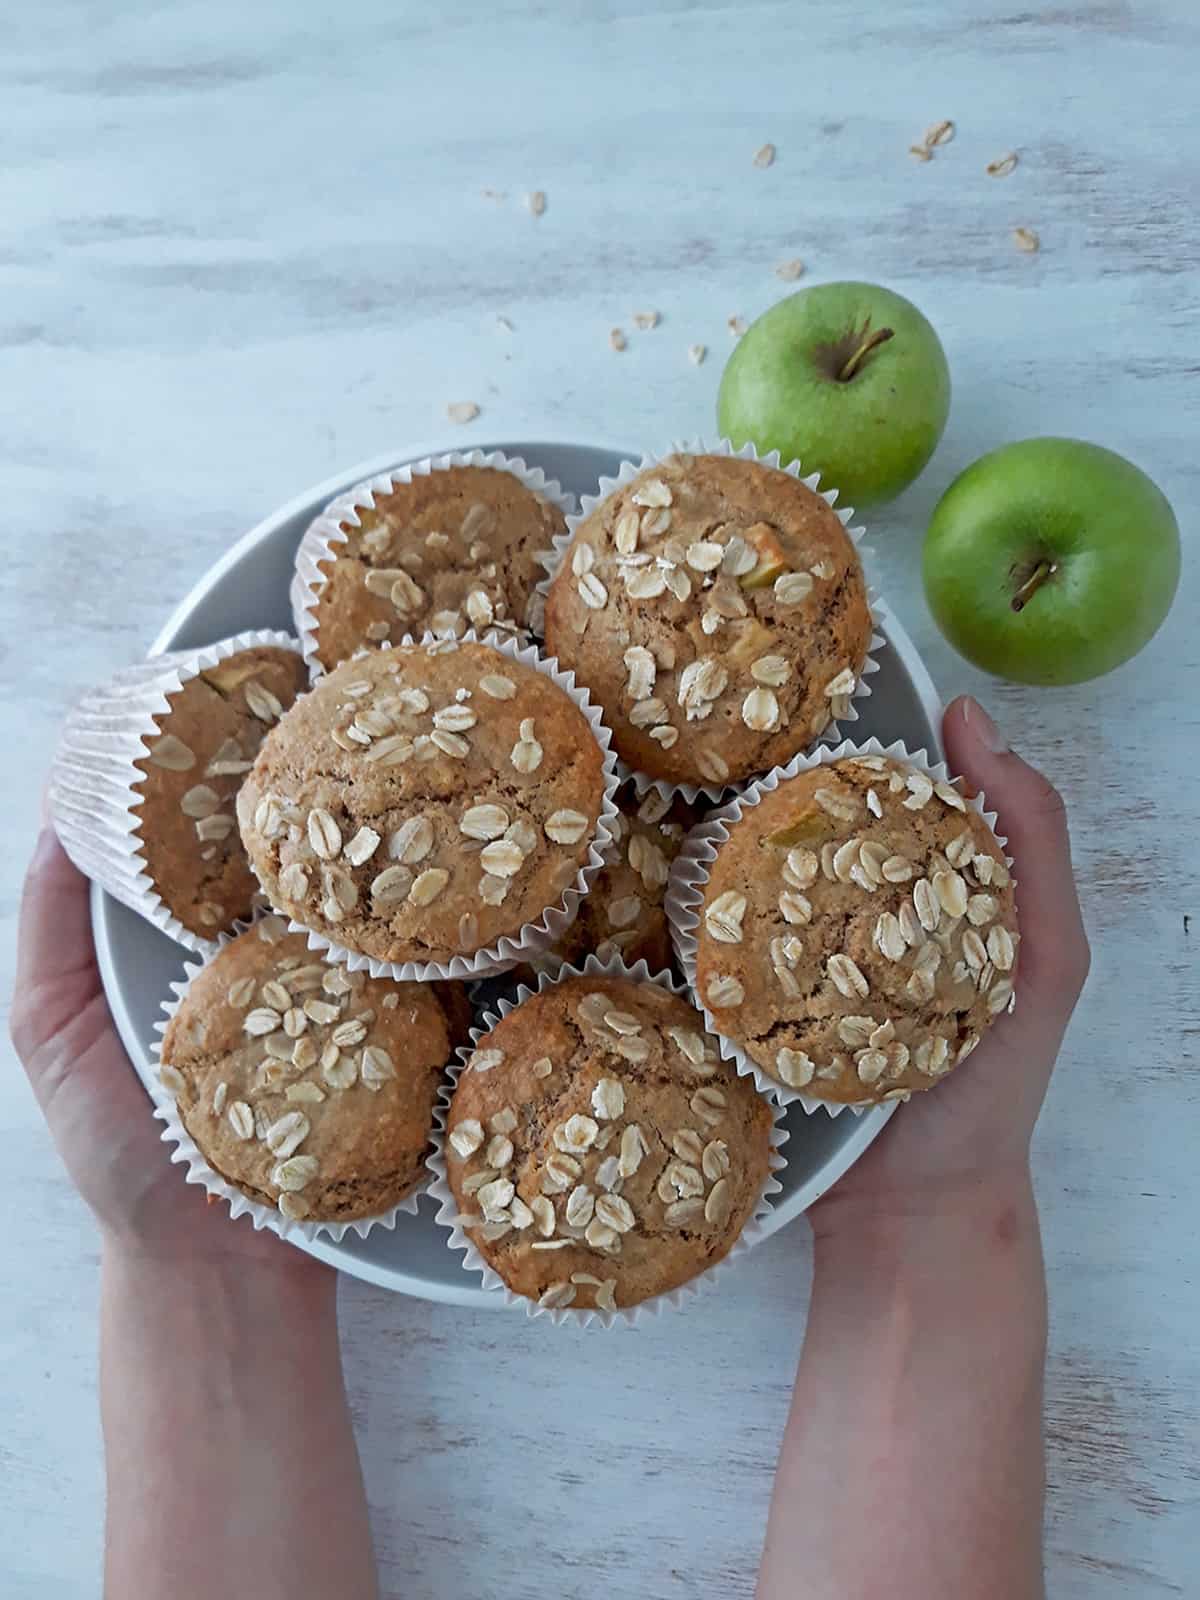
top-left (92, 438), bottom-right (943, 1305)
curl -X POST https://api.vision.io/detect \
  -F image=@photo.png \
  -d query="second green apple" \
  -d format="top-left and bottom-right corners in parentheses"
top-left (718, 281), bottom-right (951, 509)
top-left (923, 438), bottom-right (1180, 686)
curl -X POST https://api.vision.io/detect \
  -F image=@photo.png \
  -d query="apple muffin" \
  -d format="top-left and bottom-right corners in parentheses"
top-left (158, 925), bottom-right (453, 1222)
top-left (237, 639), bottom-right (611, 968)
top-left (514, 785), bottom-right (693, 981)
top-left (442, 975), bottom-right (773, 1313)
top-left (295, 463), bottom-right (569, 674)
top-left (688, 754), bottom-right (1018, 1102)
top-left (543, 452), bottom-right (872, 788)
top-left (127, 643), bottom-right (308, 938)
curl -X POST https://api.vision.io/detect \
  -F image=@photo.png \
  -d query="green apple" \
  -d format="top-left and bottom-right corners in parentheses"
top-left (923, 437), bottom-right (1180, 686)
top-left (717, 280), bottom-right (951, 509)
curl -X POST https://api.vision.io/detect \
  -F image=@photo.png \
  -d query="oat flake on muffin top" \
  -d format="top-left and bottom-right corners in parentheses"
top-left (543, 452), bottom-right (872, 788)
top-left (690, 754), bottom-right (1018, 1102)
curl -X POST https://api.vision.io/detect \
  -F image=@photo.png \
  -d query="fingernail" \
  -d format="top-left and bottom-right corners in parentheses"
top-left (963, 696), bottom-right (1008, 753)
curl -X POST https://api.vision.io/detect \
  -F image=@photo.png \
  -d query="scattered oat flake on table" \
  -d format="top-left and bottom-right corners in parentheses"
top-left (688, 343), bottom-right (707, 365)
top-left (495, 314), bottom-right (513, 332)
top-left (609, 327), bottom-right (627, 352)
top-left (987, 151), bottom-right (1019, 177)
top-left (1013, 226), bottom-right (1040, 253)
top-left (924, 119), bottom-right (955, 147)
top-left (753, 142), bottom-right (775, 168)
top-left (727, 315), bottom-right (747, 337)
top-left (633, 310), bottom-right (660, 330)
top-left (525, 190), bottom-right (546, 216)
top-left (775, 258), bottom-right (805, 281)
top-left (447, 401), bottom-right (480, 423)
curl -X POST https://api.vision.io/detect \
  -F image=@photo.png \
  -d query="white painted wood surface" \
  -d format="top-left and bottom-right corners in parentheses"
top-left (2, 3), bottom-right (1197, 1595)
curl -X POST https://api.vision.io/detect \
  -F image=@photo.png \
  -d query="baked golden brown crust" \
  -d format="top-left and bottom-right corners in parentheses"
top-left (160, 925), bottom-right (450, 1220)
top-left (306, 465), bottom-right (567, 672)
top-left (692, 756), bottom-right (1019, 1102)
top-left (237, 640), bottom-right (608, 967)
top-left (444, 976), bottom-right (772, 1311)
top-left (515, 786), bottom-right (693, 980)
top-left (132, 646), bottom-right (307, 938)
top-left (543, 453), bottom-right (872, 787)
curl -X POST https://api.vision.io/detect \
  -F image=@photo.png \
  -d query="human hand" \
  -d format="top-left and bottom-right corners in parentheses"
top-left (10, 826), bottom-right (327, 1282)
top-left (810, 694), bottom-right (1090, 1239)
top-left (12, 837), bottom-right (377, 1598)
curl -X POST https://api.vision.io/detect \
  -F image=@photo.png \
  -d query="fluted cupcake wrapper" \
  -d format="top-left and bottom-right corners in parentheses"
top-left (290, 448), bottom-right (577, 681)
top-left (149, 928), bottom-right (425, 1243)
top-left (425, 952), bottom-right (788, 1330)
top-left (536, 436), bottom-right (885, 805)
top-left (664, 736), bottom-right (1017, 1114)
top-left (279, 629), bottom-right (622, 984)
top-left (50, 629), bottom-right (302, 959)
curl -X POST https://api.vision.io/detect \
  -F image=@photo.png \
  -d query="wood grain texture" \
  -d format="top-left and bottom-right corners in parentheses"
top-left (1, 2), bottom-right (1197, 1596)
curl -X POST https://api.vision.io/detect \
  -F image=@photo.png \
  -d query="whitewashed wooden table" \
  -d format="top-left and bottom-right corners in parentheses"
top-left (2, 3), bottom-right (1197, 1595)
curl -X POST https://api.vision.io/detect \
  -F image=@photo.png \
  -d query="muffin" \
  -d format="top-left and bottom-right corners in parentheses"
top-left (128, 645), bottom-right (308, 938)
top-left (158, 924), bottom-right (452, 1222)
top-left (295, 462), bottom-right (569, 674)
top-left (237, 639), bottom-right (613, 970)
top-left (515, 786), bottom-right (693, 979)
top-left (51, 636), bottom-right (308, 948)
top-left (686, 754), bottom-right (1018, 1102)
top-left (543, 452), bottom-right (872, 788)
top-left (441, 975), bottom-right (773, 1313)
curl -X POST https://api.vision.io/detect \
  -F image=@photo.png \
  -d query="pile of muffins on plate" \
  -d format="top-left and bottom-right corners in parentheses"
top-left (51, 443), bottom-right (1018, 1323)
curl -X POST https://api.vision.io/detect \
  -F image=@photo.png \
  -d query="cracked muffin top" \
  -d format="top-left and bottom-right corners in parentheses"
top-left (299, 464), bottom-right (568, 673)
top-left (236, 639), bottom-right (608, 967)
top-left (691, 754), bottom-right (1018, 1103)
top-left (444, 975), bottom-right (772, 1313)
top-left (159, 924), bottom-right (452, 1222)
top-left (543, 453), bottom-right (872, 788)
top-left (132, 644), bottom-right (308, 938)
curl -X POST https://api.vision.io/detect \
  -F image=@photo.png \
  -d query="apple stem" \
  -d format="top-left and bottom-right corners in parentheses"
top-left (1011, 559), bottom-right (1056, 613)
top-left (837, 327), bottom-right (895, 381)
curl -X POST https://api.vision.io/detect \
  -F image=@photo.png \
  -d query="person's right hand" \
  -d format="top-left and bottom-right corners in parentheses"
top-left (10, 826), bottom-right (325, 1278)
top-left (811, 693), bottom-right (1090, 1236)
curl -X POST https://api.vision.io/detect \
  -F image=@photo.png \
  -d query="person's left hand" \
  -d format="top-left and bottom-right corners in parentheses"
top-left (10, 826), bottom-right (326, 1277)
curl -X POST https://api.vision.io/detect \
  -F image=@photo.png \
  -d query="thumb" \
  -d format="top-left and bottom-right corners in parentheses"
top-left (12, 827), bottom-right (171, 1227)
top-left (11, 828), bottom-right (145, 1125)
top-left (942, 695), bottom-right (1090, 1009)
top-left (13, 827), bottom-right (100, 1057)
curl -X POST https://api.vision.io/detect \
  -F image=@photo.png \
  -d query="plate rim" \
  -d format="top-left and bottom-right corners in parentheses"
top-left (93, 435), bottom-right (944, 1305)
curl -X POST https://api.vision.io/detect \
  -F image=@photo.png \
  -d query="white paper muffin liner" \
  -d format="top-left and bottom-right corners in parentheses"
top-left (664, 736), bottom-right (1017, 1115)
top-left (290, 448), bottom-right (577, 681)
top-left (426, 952), bottom-right (788, 1329)
top-left (50, 629), bottom-right (302, 960)
top-left (281, 629), bottom-right (622, 984)
top-left (537, 437), bottom-right (885, 805)
top-left (148, 931), bottom-right (430, 1243)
